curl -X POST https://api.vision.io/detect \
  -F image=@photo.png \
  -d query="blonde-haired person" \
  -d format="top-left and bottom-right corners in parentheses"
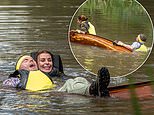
top-left (3, 51), bottom-right (110, 97)
top-left (3, 55), bottom-right (38, 87)
top-left (3, 55), bottom-right (55, 91)
top-left (115, 34), bottom-right (148, 52)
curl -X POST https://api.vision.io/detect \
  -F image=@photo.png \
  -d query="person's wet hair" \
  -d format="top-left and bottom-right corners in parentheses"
top-left (78, 15), bottom-right (88, 21)
top-left (139, 34), bottom-right (147, 42)
top-left (36, 50), bottom-right (53, 62)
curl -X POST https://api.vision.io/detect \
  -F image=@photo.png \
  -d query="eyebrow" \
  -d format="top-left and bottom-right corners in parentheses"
top-left (40, 57), bottom-right (52, 59)
top-left (23, 59), bottom-right (29, 61)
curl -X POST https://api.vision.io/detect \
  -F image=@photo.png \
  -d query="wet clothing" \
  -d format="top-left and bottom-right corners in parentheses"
top-left (3, 52), bottom-right (67, 90)
top-left (2, 71), bottom-right (60, 89)
top-left (17, 70), bottom-right (55, 91)
top-left (3, 77), bottom-right (20, 87)
top-left (2, 51), bottom-right (91, 94)
top-left (88, 22), bottom-right (96, 35)
top-left (3, 72), bottom-right (91, 95)
top-left (57, 67), bottom-right (110, 97)
top-left (58, 77), bottom-right (91, 95)
top-left (2, 52), bottom-right (91, 93)
top-left (3, 70), bottom-right (55, 91)
top-left (80, 21), bottom-right (96, 35)
top-left (46, 70), bottom-right (69, 82)
top-left (131, 42), bottom-right (148, 52)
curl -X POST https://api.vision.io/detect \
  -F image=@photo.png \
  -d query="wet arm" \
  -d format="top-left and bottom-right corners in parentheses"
top-left (117, 41), bottom-right (133, 51)
top-left (122, 44), bottom-right (133, 51)
top-left (80, 22), bottom-right (89, 33)
top-left (2, 77), bottom-right (20, 88)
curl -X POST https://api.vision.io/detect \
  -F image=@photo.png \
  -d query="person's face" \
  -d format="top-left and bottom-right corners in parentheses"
top-left (136, 34), bottom-right (140, 41)
top-left (19, 56), bottom-right (38, 71)
top-left (37, 53), bottom-right (53, 73)
top-left (77, 18), bottom-right (81, 24)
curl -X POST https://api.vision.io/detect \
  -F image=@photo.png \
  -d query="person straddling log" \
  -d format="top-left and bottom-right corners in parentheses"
top-left (75, 15), bottom-right (96, 35)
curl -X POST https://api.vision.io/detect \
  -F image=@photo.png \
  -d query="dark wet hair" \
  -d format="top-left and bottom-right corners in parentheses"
top-left (78, 15), bottom-right (88, 21)
top-left (139, 34), bottom-right (147, 42)
top-left (36, 50), bottom-right (53, 62)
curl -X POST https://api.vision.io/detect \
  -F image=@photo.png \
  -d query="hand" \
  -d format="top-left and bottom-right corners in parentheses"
top-left (117, 41), bottom-right (124, 46)
top-left (76, 29), bottom-right (85, 34)
top-left (70, 30), bottom-right (76, 32)
top-left (76, 29), bottom-right (82, 33)
top-left (113, 40), bottom-right (118, 45)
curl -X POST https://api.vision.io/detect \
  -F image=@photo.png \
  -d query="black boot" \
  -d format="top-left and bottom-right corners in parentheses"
top-left (89, 67), bottom-right (110, 97)
top-left (97, 67), bottom-right (110, 97)
top-left (89, 81), bottom-right (99, 96)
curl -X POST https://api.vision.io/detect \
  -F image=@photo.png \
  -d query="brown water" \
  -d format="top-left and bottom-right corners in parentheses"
top-left (0, 0), bottom-right (154, 114)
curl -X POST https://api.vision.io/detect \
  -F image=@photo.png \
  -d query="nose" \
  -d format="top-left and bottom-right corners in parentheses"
top-left (44, 59), bottom-right (49, 64)
top-left (30, 59), bottom-right (35, 64)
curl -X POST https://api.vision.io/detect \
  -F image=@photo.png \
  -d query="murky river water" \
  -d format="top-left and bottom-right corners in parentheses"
top-left (0, 0), bottom-right (154, 114)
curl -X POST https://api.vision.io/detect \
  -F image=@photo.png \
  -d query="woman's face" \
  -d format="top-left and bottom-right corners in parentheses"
top-left (135, 34), bottom-right (140, 41)
top-left (77, 18), bottom-right (81, 24)
top-left (20, 56), bottom-right (38, 71)
top-left (37, 53), bottom-right (53, 73)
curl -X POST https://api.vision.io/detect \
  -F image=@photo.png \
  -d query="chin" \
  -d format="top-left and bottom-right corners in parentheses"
top-left (43, 69), bottom-right (51, 73)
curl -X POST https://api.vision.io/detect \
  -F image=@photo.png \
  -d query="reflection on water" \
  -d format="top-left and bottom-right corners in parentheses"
top-left (71, 43), bottom-right (148, 77)
top-left (70, 0), bottom-right (153, 77)
top-left (0, 88), bottom-right (154, 114)
top-left (0, 0), bottom-right (154, 114)
top-left (0, 0), bottom-right (86, 75)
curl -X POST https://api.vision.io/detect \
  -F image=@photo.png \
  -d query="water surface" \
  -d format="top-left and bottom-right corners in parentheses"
top-left (0, 0), bottom-right (154, 114)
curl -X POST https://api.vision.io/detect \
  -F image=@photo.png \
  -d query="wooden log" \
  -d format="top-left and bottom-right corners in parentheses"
top-left (109, 81), bottom-right (153, 99)
top-left (70, 31), bottom-right (132, 53)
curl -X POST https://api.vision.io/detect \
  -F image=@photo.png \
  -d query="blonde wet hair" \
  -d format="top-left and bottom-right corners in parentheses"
top-left (15, 55), bottom-right (31, 70)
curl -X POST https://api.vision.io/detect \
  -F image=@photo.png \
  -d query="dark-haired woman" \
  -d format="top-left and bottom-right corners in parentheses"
top-left (76, 15), bottom-right (96, 35)
top-left (36, 50), bottom-right (110, 97)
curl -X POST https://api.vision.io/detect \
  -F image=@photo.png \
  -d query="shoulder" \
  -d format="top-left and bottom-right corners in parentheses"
top-left (131, 42), bottom-right (141, 49)
top-left (82, 21), bottom-right (89, 26)
top-left (132, 41), bottom-right (140, 45)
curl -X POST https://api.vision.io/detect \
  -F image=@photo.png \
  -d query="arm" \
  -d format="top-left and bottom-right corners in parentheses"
top-left (116, 41), bottom-right (133, 51)
top-left (80, 23), bottom-right (89, 33)
top-left (75, 29), bottom-right (86, 34)
top-left (2, 77), bottom-right (20, 88)
top-left (76, 21), bottom-right (89, 34)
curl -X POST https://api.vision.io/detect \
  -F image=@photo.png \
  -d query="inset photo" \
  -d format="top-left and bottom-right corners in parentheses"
top-left (69, 0), bottom-right (153, 77)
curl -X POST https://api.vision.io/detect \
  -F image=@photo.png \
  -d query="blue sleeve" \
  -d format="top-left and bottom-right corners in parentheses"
top-left (131, 42), bottom-right (141, 49)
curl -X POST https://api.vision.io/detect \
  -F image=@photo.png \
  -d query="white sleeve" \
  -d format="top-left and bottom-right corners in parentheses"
top-left (131, 42), bottom-right (141, 49)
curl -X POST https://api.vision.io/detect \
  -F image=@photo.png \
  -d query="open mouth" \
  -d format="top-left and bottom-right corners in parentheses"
top-left (43, 65), bottom-right (51, 70)
top-left (29, 64), bottom-right (36, 68)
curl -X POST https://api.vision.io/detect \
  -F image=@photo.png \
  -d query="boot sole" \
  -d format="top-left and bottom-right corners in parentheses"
top-left (97, 67), bottom-right (110, 97)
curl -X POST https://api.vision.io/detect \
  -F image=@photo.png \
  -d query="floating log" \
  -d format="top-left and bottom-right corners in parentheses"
top-left (109, 81), bottom-right (153, 99)
top-left (70, 31), bottom-right (132, 53)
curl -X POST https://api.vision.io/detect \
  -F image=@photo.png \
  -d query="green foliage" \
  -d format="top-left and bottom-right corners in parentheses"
top-left (80, 0), bottom-right (146, 18)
